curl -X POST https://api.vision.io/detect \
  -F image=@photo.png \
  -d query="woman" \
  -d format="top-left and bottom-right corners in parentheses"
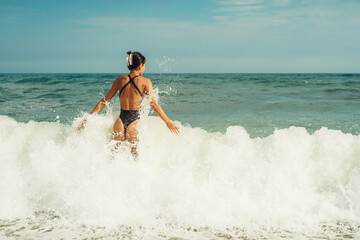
top-left (78, 51), bottom-right (180, 157)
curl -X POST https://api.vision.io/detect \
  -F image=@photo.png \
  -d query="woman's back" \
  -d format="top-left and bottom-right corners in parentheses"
top-left (118, 74), bottom-right (148, 111)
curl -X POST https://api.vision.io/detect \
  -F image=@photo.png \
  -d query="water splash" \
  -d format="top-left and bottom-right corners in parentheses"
top-left (154, 56), bottom-right (177, 73)
top-left (1, 113), bottom-right (360, 238)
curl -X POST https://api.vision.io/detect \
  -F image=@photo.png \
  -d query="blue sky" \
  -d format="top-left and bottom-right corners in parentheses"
top-left (0, 0), bottom-right (359, 73)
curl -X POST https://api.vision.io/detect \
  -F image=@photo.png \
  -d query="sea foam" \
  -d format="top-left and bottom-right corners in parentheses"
top-left (1, 113), bottom-right (360, 235)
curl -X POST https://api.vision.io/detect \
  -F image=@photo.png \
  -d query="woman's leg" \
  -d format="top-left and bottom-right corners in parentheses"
top-left (113, 117), bottom-right (125, 148)
top-left (125, 119), bottom-right (140, 158)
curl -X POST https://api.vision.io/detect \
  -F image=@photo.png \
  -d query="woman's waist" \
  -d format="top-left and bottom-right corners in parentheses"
top-left (120, 109), bottom-right (140, 119)
top-left (120, 108), bottom-right (140, 112)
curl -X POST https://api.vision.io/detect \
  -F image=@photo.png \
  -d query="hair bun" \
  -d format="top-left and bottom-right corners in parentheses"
top-left (126, 51), bottom-right (146, 70)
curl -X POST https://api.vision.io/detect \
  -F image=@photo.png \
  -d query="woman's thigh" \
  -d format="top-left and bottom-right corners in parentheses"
top-left (113, 117), bottom-right (125, 141)
top-left (125, 119), bottom-right (140, 144)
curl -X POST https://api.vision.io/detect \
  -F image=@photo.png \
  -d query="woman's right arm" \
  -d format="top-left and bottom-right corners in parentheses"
top-left (77, 78), bottom-right (120, 130)
top-left (145, 79), bottom-right (180, 134)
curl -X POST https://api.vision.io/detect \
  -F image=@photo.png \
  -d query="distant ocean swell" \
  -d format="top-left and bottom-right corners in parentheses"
top-left (1, 73), bottom-right (360, 137)
top-left (1, 111), bottom-right (360, 238)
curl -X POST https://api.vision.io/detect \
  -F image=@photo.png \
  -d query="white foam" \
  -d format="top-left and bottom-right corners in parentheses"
top-left (1, 113), bottom-right (360, 234)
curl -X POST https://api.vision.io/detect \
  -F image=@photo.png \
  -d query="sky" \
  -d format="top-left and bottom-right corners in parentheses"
top-left (0, 0), bottom-right (359, 73)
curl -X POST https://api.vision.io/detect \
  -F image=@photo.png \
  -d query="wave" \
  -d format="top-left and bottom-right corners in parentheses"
top-left (15, 77), bottom-right (54, 84)
top-left (1, 114), bottom-right (360, 233)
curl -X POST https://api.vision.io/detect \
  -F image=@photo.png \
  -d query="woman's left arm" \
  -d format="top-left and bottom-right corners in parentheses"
top-left (78, 78), bottom-right (119, 130)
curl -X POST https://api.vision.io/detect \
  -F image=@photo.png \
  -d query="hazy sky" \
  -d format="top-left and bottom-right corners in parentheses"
top-left (0, 0), bottom-right (359, 73)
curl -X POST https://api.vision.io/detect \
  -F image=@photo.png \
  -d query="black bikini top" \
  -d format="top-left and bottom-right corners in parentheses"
top-left (119, 75), bottom-right (143, 97)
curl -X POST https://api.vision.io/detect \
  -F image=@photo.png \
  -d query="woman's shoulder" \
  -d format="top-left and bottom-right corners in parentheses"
top-left (116, 75), bottom-right (129, 83)
top-left (139, 76), bottom-right (152, 83)
top-left (118, 75), bottom-right (129, 80)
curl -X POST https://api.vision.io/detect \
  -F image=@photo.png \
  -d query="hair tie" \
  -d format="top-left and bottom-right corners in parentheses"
top-left (126, 52), bottom-right (133, 66)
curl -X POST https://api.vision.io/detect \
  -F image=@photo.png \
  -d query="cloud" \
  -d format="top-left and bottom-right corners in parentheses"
top-left (0, 6), bottom-right (18, 10)
top-left (0, 16), bottom-right (19, 23)
top-left (215, 0), bottom-right (263, 6)
top-left (271, 19), bottom-right (289, 24)
top-left (74, 15), bottom-right (251, 42)
top-left (212, 0), bottom-right (360, 33)
top-left (73, 16), bottom-right (239, 61)
top-left (271, 0), bottom-right (292, 6)
top-left (0, 5), bottom-right (27, 11)
top-left (214, 0), bottom-right (292, 11)
top-left (214, 5), bottom-right (264, 13)
top-left (214, 0), bottom-right (265, 14)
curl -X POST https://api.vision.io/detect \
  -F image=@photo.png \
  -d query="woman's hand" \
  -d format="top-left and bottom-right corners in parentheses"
top-left (77, 119), bottom-right (87, 131)
top-left (166, 120), bottom-right (180, 134)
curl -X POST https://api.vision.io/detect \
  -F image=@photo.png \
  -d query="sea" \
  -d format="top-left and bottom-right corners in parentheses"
top-left (0, 73), bottom-right (360, 239)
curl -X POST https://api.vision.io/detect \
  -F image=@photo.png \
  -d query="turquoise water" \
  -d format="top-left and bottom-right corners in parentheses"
top-left (1, 73), bottom-right (359, 137)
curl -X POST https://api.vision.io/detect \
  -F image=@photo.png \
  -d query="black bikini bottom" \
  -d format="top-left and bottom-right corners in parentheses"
top-left (119, 109), bottom-right (140, 134)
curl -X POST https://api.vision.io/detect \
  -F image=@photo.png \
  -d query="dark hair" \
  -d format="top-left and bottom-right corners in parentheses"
top-left (127, 51), bottom-right (146, 70)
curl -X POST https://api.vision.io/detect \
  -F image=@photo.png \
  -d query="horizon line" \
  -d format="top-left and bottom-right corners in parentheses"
top-left (1, 72), bottom-right (360, 74)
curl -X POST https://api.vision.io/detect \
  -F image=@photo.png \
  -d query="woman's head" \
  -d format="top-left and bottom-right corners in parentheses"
top-left (127, 51), bottom-right (146, 71)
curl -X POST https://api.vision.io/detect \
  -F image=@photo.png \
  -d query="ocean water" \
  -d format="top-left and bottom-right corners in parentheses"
top-left (1, 73), bottom-right (360, 239)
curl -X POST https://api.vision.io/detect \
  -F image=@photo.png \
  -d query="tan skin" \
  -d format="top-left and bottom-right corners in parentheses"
top-left (78, 63), bottom-right (180, 157)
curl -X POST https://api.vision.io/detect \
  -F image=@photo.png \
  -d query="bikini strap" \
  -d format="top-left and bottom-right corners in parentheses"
top-left (119, 75), bottom-right (143, 97)
top-left (119, 80), bottom-right (131, 96)
top-left (129, 75), bottom-right (143, 97)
